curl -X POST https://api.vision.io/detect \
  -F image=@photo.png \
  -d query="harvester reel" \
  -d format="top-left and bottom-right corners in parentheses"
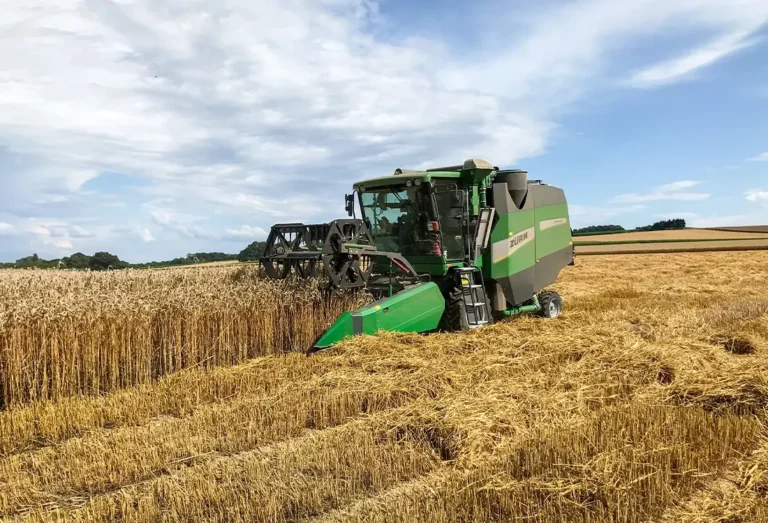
top-left (263, 258), bottom-right (291, 279)
top-left (294, 258), bottom-right (320, 279)
top-left (323, 254), bottom-right (371, 289)
top-left (261, 222), bottom-right (331, 280)
top-left (321, 220), bottom-right (375, 289)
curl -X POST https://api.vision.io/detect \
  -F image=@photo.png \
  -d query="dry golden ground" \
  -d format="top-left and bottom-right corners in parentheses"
top-left (0, 251), bottom-right (766, 522)
top-left (575, 228), bottom-right (768, 242)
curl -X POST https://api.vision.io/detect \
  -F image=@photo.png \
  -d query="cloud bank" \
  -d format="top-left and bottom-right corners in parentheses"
top-left (0, 0), bottom-right (766, 260)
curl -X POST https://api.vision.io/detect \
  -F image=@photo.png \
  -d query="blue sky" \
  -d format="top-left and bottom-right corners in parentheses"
top-left (0, 0), bottom-right (767, 263)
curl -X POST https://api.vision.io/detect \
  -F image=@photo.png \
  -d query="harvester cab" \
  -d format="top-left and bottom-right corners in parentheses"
top-left (261, 158), bottom-right (574, 351)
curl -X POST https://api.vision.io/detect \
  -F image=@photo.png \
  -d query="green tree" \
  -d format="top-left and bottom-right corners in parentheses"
top-left (63, 252), bottom-right (91, 269)
top-left (89, 252), bottom-right (122, 271)
top-left (238, 241), bottom-right (267, 262)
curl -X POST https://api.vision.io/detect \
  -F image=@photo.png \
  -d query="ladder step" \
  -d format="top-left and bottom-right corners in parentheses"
top-left (458, 265), bottom-right (490, 328)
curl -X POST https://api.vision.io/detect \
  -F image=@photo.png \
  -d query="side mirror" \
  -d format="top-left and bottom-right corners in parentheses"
top-left (451, 189), bottom-right (465, 209)
top-left (344, 194), bottom-right (355, 217)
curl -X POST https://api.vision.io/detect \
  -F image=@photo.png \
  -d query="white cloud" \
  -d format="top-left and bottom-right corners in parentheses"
top-left (613, 180), bottom-right (710, 204)
top-left (657, 181), bottom-right (700, 192)
top-left (689, 212), bottom-right (768, 228)
top-left (748, 152), bottom-right (768, 162)
top-left (628, 29), bottom-right (759, 87)
top-left (652, 212), bottom-right (700, 220)
top-left (439, 0), bottom-right (768, 101)
top-left (223, 225), bottom-right (268, 241)
top-left (746, 189), bottom-right (768, 204)
top-left (25, 223), bottom-right (75, 251)
top-left (139, 228), bottom-right (155, 242)
top-left (150, 208), bottom-right (267, 242)
top-left (0, 222), bottom-right (16, 236)
top-left (0, 0), bottom-right (548, 225)
top-left (69, 225), bottom-right (94, 238)
top-left (0, 0), bottom-right (765, 261)
top-left (150, 210), bottom-right (173, 227)
top-left (150, 210), bottom-right (213, 240)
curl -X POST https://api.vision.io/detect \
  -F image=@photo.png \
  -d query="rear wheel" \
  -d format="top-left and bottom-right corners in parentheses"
top-left (537, 291), bottom-right (562, 319)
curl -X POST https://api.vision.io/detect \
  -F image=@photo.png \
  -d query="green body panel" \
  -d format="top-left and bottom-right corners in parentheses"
top-left (313, 282), bottom-right (445, 349)
top-left (483, 203), bottom-right (571, 280)
top-left (406, 255), bottom-right (448, 276)
top-left (314, 311), bottom-right (355, 349)
top-left (485, 210), bottom-right (536, 280)
top-left (471, 185), bottom-right (480, 216)
top-left (533, 203), bottom-right (572, 259)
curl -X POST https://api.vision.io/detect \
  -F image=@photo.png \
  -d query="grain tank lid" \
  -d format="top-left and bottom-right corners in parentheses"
top-left (425, 158), bottom-right (496, 173)
top-left (460, 158), bottom-right (497, 185)
top-left (462, 158), bottom-right (495, 171)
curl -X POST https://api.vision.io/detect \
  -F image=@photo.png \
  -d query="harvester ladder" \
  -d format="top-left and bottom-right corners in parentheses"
top-left (456, 267), bottom-right (491, 328)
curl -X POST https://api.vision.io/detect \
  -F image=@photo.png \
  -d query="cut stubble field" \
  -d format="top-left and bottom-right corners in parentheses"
top-left (0, 252), bottom-right (767, 522)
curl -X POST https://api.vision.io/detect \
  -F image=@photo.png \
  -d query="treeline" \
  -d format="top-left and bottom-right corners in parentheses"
top-left (138, 252), bottom-right (238, 269)
top-left (237, 241), bottom-right (267, 262)
top-left (0, 252), bottom-right (129, 271)
top-left (1, 241), bottom-right (271, 270)
top-left (635, 218), bottom-right (686, 232)
top-left (573, 219), bottom-right (686, 236)
top-left (572, 225), bottom-right (625, 235)
top-left (1, 251), bottom-right (239, 271)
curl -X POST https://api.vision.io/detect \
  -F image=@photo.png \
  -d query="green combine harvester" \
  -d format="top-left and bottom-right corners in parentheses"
top-left (261, 159), bottom-right (574, 350)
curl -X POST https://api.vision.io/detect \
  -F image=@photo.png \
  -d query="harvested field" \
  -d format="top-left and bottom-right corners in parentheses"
top-left (576, 238), bottom-right (768, 255)
top-left (575, 228), bottom-right (768, 242)
top-left (1, 251), bottom-right (767, 522)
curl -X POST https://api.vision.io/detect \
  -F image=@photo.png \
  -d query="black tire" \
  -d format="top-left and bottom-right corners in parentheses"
top-left (439, 289), bottom-right (470, 332)
top-left (537, 291), bottom-right (562, 319)
top-left (439, 288), bottom-right (494, 332)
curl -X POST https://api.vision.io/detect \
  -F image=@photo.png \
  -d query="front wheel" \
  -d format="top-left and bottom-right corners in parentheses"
top-left (439, 289), bottom-right (470, 332)
top-left (537, 291), bottom-right (562, 319)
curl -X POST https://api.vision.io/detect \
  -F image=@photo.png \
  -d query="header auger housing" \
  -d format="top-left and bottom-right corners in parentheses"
top-left (261, 158), bottom-right (574, 351)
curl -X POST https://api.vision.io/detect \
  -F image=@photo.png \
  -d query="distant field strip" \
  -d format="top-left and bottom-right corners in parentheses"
top-left (576, 238), bottom-right (768, 255)
top-left (706, 225), bottom-right (768, 234)
top-left (574, 237), bottom-right (768, 246)
top-left (576, 228), bottom-right (768, 243)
